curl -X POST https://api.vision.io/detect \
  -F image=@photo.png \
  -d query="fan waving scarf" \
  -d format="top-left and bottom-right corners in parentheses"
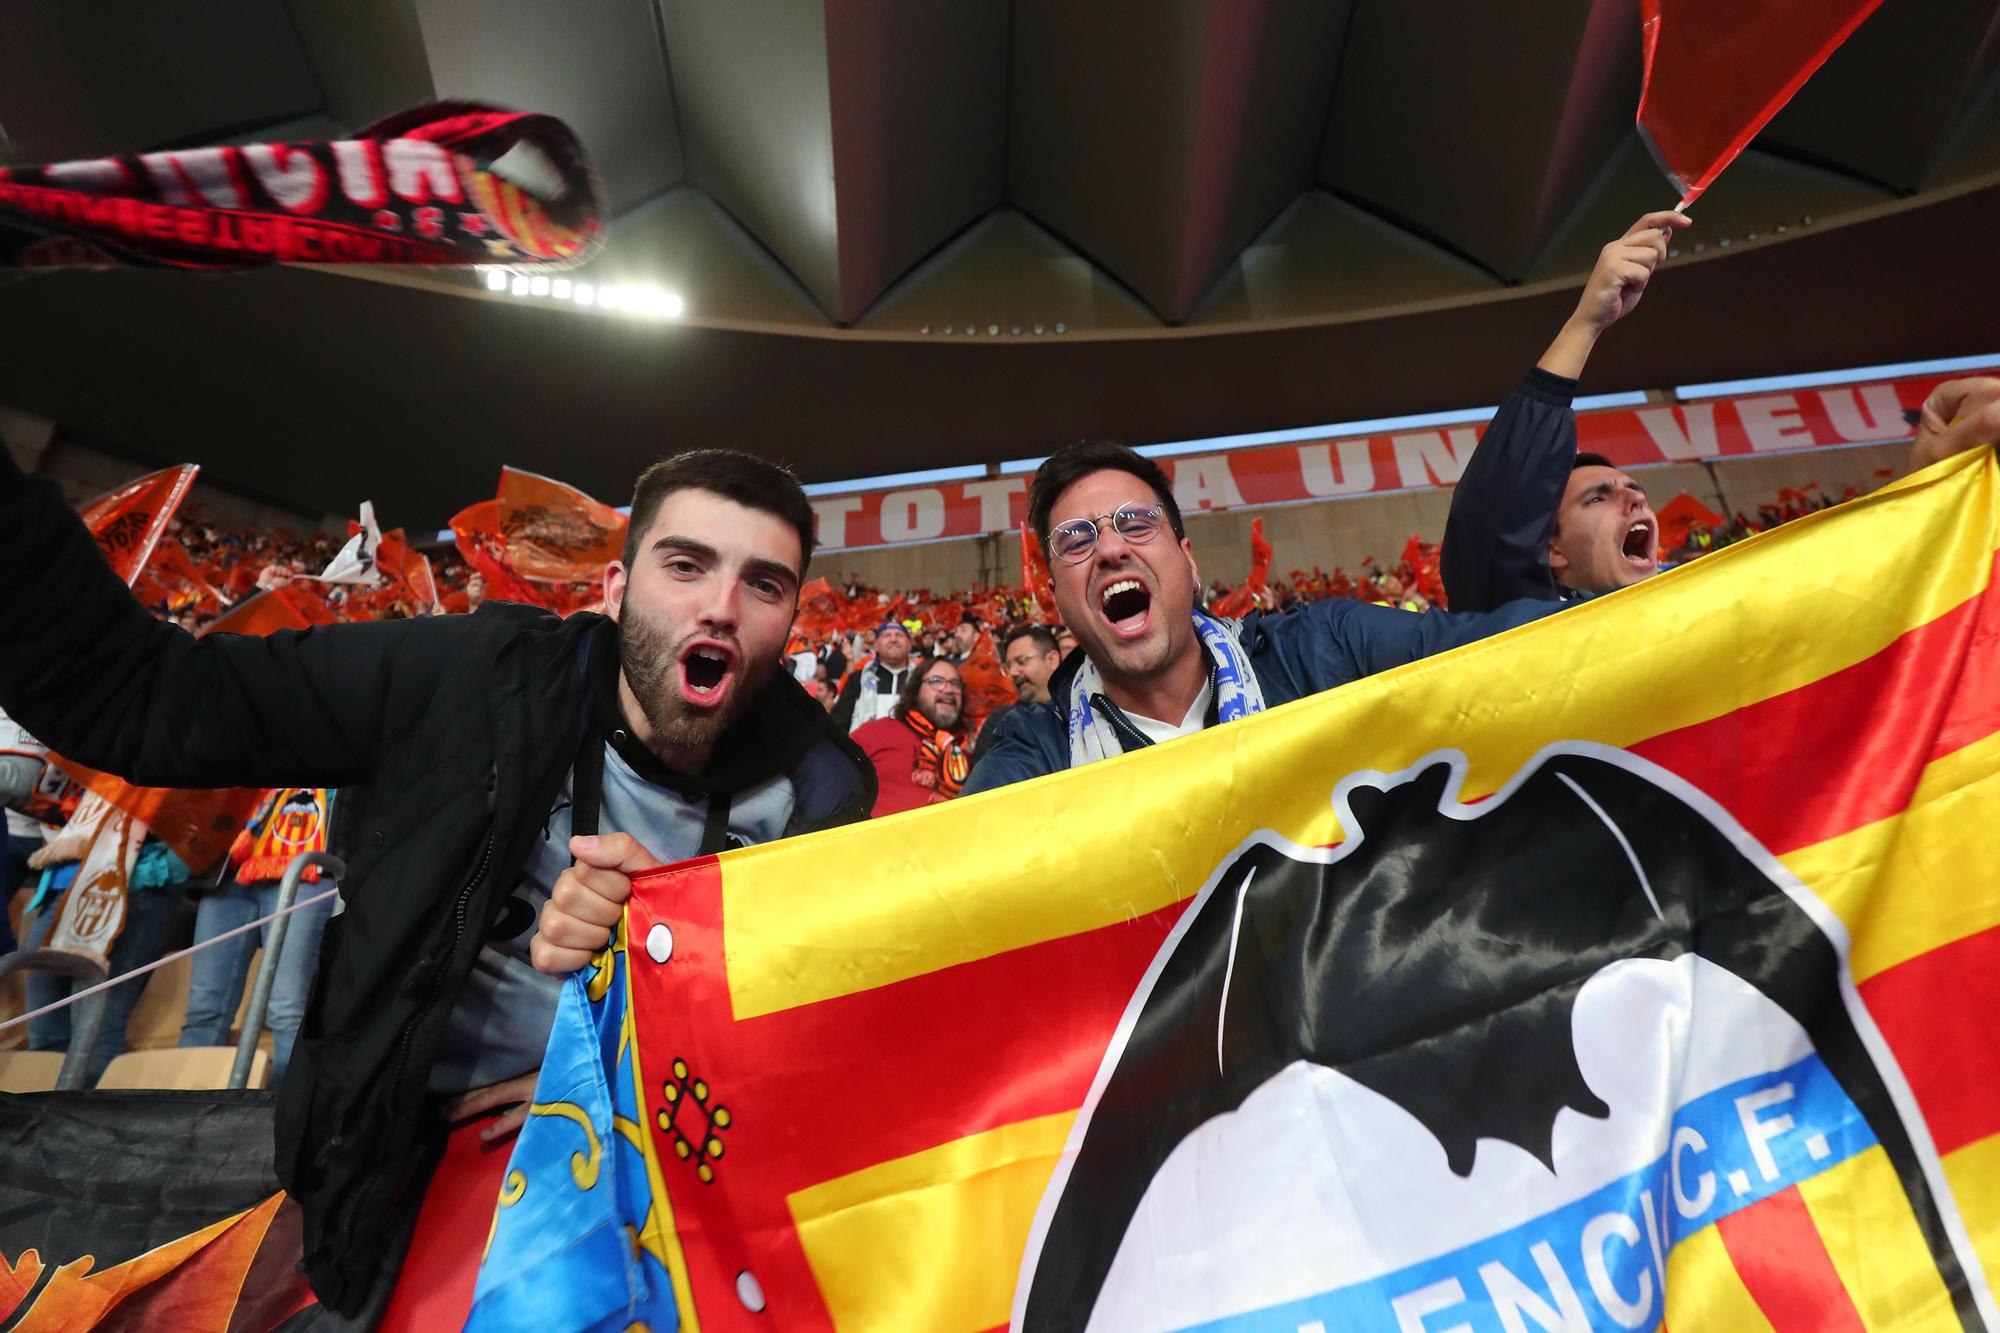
top-left (0, 101), bottom-right (603, 269)
top-left (1638, 0), bottom-right (1885, 207)
top-left (478, 447), bottom-right (2000, 1331)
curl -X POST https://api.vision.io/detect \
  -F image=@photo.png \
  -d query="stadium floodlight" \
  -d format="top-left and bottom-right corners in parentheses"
top-left (510, 276), bottom-right (530, 297)
top-left (573, 283), bottom-right (595, 306)
top-left (552, 278), bottom-right (572, 300)
top-left (485, 269), bottom-right (508, 292)
top-left (663, 291), bottom-right (686, 319)
top-left (529, 275), bottom-right (550, 296)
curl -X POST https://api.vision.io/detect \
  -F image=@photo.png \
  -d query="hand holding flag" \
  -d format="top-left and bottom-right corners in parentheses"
top-left (1538, 211), bottom-right (1691, 379)
top-left (1911, 378), bottom-right (2000, 473)
top-left (531, 832), bottom-right (660, 975)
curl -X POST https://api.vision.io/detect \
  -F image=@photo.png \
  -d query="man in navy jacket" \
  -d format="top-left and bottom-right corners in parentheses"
top-left (962, 442), bottom-right (1564, 795)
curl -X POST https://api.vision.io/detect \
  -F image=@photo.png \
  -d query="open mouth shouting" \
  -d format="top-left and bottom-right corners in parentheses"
top-left (1098, 576), bottom-right (1154, 641)
top-left (677, 638), bottom-right (738, 708)
top-left (1620, 519), bottom-right (1656, 570)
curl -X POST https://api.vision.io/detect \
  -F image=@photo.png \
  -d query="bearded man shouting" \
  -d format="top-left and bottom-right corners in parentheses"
top-left (0, 445), bottom-right (872, 1317)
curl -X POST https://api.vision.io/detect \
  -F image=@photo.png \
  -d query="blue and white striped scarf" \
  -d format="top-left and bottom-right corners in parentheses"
top-left (1065, 609), bottom-right (1265, 768)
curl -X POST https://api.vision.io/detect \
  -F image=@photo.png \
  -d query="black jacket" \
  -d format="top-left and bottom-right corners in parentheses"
top-left (1439, 368), bottom-right (1582, 612)
top-left (0, 451), bottom-right (874, 1315)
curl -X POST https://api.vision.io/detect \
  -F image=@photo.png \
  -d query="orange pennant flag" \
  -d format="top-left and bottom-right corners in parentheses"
top-left (795, 578), bottom-right (848, 639)
top-left (201, 584), bottom-right (341, 636)
top-left (1019, 523), bottom-right (1057, 619)
top-left (1248, 518), bottom-right (1273, 593)
top-left (496, 467), bottom-right (628, 583)
top-left (1656, 492), bottom-right (1726, 553)
top-left (1637, 0), bottom-right (1883, 207)
top-left (80, 465), bottom-right (198, 585)
top-left (449, 500), bottom-right (554, 610)
top-left (373, 528), bottom-right (442, 615)
top-left (955, 630), bottom-right (1015, 733)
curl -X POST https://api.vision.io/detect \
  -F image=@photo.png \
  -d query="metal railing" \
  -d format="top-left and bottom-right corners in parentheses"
top-left (1, 849), bottom-right (345, 1091)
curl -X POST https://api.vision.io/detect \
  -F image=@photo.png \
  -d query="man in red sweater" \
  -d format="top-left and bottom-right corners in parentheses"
top-left (852, 657), bottom-right (970, 817)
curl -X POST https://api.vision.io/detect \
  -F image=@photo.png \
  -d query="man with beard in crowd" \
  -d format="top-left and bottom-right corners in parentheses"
top-left (831, 619), bottom-right (917, 733)
top-left (970, 625), bottom-right (1063, 766)
top-left (851, 657), bottom-right (973, 816)
top-left (0, 445), bottom-right (872, 1320)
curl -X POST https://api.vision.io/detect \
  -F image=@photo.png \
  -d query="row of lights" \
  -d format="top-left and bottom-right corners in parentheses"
top-left (479, 267), bottom-right (685, 319)
top-left (1668, 215), bottom-right (1815, 260)
top-left (919, 321), bottom-right (1067, 335)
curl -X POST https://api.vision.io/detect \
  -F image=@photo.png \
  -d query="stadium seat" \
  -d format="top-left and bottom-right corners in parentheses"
top-left (95, 1045), bottom-right (267, 1091)
top-left (0, 1050), bottom-right (65, 1093)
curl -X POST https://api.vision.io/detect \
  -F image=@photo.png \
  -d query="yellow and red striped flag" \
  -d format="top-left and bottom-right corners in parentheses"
top-left (482, 446), bottom-right (2000, 1331)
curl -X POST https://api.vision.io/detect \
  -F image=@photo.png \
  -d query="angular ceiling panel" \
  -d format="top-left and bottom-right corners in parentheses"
top-left (284, 0), bottom-right (435, 131)
top-left (1191, 191), bottom-right (1495, 325)
top-left (825, 0), bottom-right (1009, 323)
top-left (0, 0), bottom-right (319, 164)
top-left (1524, 136), bottom-right (1892, 285)
top-left (1761, 0), bottom-right (2000, 195)
top-left (417, 0), bottom-right (683, 214)
top-left (658, 0), bottom-right (839, 314)
top-left (1010, 0), bottom-right (1349, 322)
top-left (1319, 0), bottom-right (1640, 282)
top-left (856, 209), bottom-right (1156, 333)
top-left (573, 185), bottom-right (826, 326)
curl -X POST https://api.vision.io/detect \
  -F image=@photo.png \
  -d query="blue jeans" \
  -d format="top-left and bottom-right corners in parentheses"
top-left (3, 832), bottom-right (37, 952)
top-left (22, 886), bottom-right (182, 1085)
top-left (178, 880), bottom-right (334, 1083)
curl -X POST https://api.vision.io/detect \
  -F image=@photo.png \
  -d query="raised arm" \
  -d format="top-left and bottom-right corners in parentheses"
top-left (1439, 370), bottom-right (1581, 612)
top-left (0, 448), bottom-right (462, 790)
top-left (1440, 211), bottom-right (1690, 612)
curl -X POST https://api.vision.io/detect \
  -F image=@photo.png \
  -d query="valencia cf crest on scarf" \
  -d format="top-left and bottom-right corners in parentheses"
top-left (1016, 744), bottom-right (1979, 1332)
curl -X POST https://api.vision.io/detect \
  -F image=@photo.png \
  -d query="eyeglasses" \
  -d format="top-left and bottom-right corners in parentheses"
top-left (921, 675), bottom-right (961, 692)
top-left (1047, 503), bottom-right (1166, 565)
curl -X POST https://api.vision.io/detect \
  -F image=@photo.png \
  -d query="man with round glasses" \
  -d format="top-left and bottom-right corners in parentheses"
top-left (962, 441), bottom-right (1565, 791)
top-left (852, 657), bottom-right (972, 816)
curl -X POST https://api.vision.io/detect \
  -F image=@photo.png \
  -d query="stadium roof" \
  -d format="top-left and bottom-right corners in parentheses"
top-left (2, 0), bottom-right (1997, 524)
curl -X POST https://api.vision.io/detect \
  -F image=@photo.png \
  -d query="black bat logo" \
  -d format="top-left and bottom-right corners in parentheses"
top-left (1017, 745), bottom-right (1984, 1331)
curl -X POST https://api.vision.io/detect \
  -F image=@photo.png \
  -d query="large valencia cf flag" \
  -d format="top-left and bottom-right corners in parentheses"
top-left (478, 447), bottom-right (2000, 1330)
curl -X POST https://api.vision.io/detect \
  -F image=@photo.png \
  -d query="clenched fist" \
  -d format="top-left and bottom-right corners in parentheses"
top-left (530, 832), bottom-right (661, 975)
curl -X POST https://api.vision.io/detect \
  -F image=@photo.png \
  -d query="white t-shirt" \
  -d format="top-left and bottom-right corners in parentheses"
top-left (1123, 677), bottom-right (1214, 747)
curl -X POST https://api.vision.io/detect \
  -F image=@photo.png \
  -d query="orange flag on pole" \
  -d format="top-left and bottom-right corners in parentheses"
top-left (1019, 523), bottom-right (1056, 619)
top-left (1248, 517), bottom-right (1274, 593)
top-left (449, 500), bottom-right (554, 610)
top-left (1637, 0), bottom-right (1884, 207)
top-left (1657, 492), bottom-right (1727, 553)
top-left (80, 465), bottom-right (198, 585)
top-left (496, 467), bottom-right (628, 583)
top-left (954, 631), bottom-right (1015, 733)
